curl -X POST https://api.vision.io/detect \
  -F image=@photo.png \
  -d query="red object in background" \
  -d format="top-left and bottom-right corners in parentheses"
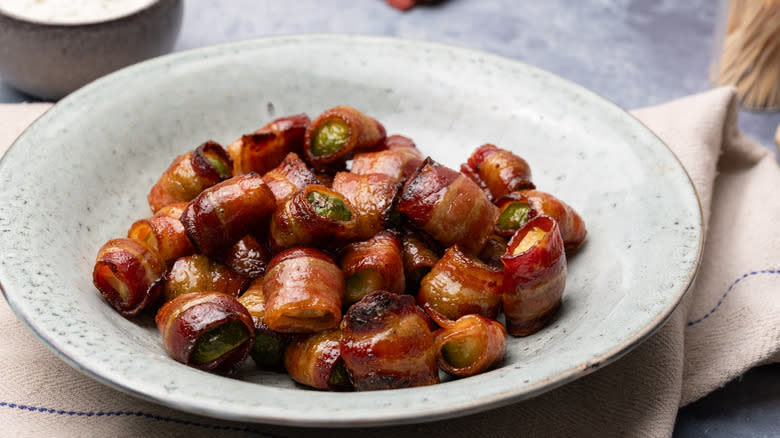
top-left (387, 0), bottom-right (434, 11)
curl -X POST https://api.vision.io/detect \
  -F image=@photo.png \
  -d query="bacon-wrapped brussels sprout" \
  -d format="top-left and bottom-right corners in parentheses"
top-left (478, 234), bottom-right (508, 268)
top-left (425, 307), bottom-right (506, 377)
top-left (237, 277), bottom-right (288, 370)
top-left (269, 184), bottom-right (358, 251)
top-left (495, 189), bottom-right (586, 251)
top-left (380, 133), bottom-right (417, 150)
top-left (153, 201), bottom-right (188, 220)
top-left (162, 254), bottom-right (249, 303)
top-left (338, 231), bottom-right (405, 305)
top-left (340, 290), bottom-right (439, 391)
top-left (155, 291), bottom-right (255, 372)
top-left (401, 229), bottom-right (441, 293)
top-left (90, 107), bottom-right (591, 390)
top-left (237, 276), bottom-right (267, 319)
top-left (147, 141), bottom-right (232, 213)
top-left (331, 172), bottom-right (401, 240)
top-left (350, 134), bottom-right (423, 183)
top-left (284, 329), bottom-right (352, 391)
top-left (263, 248), bottom-right (344, 333)
top-left (227, 114), bottom-right (310, 176)
top-left (399, 158), bottom-right (499, 254)
top-left (261, 152), bottom-right (321, 203)
top-left (501, 215), bottom-right (566, 337)
top-left (127, 214), bottom-right (194, 266)
top-left (221, 234), bottom-right (271, 280)
top-left (461, 143), bottom-right (534, 200)
top-left (92, 238), bottom-right (166, 316)
top-left (417, 244), bottom-right (503, 320)
top-left (303, 106), bottom-right (386, 169)
top-left (181, 173), bottom-right (276, 257)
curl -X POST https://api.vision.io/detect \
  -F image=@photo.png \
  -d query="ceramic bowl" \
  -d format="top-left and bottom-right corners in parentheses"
top-left (0, 35), bottom-right (702, 426)
top-left (0, 0), bottom-right (183, 100)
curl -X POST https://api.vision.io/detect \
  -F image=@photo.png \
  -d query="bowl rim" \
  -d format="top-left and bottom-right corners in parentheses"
top-left (0, 33), bottom-right (705, 427)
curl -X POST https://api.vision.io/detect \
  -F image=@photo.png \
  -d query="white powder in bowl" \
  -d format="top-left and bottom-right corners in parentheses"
top-left (0, 0), bottom-right (156, 25)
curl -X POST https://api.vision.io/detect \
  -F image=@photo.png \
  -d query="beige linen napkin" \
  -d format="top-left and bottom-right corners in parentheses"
top-left (1, 87), bottom-right (778, 437)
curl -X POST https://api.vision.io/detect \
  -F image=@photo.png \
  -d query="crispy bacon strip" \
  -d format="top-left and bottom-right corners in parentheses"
top-left (350, 135), bottom-right (423, 183)
top-left (263, 248), bottom-right (344, 333)
top-left (478, 234), bottom-right (508, 268)
top-left (331, 172), bottom-right (401, 240)
top-left (227, 114), bottom-right (311, 175)
top-left (425, 306), bottom-right (506, 377)
top-left (92, 238), bottom-right (166, 316)
top-left (269, 184), bottom-right (358, 251)
top-left (238, 276), bottom-right (266, 320)
top-left (238, 278), bottom-right (289, 370)
top-left (303, 106), bottom-right (386, 169)
top-left (495, 189), bottom-right (586, 251)
top-left (340, 290), bottom-right (439, 391)
top-left (461, 144), bottom-right (534, 200)
top-left (399, 158), bottom-right (499, 254)
top-left (127, 214), bottom-right (194, 266)
top-left (153, 202), bottom-right (188, 220)
top-left (221, 234), bottom-right (271, 280)
top-left (261, 152), bottom-right (321, 203)
top-left (181, 173), bottom-right (276, 257)
top-left (284, 329), bottom-right (352, 391)
top-left (501, 215), bottom-right (566, 337)
top-left (338, 231), bottom-right (405, 305)
top-left (382, 133), bottom-right (417, 150)
top-left (311, 169), bottom-right (336, 188)
top-left (147, 141), bottom-right (233, 213)
top-left (155, 291), bottom-right (255, 372)
top-left (417, 244), bottom-right (503, 320)
top-left (401, 229), bottom-right (441, 293)
top-left (162, 254), bottom-right (249, 302)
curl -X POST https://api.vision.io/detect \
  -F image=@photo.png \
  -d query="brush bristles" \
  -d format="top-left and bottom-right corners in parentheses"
top-left (715, 0), bottom-right (780, 110)
top-left (774, 123), bottom-right (780, 149)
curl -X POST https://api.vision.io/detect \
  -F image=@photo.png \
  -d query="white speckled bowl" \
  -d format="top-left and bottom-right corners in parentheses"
top-left (0, 35), bottom-right (702, 427)
top-left (0, 0), bottom-right (183, 100)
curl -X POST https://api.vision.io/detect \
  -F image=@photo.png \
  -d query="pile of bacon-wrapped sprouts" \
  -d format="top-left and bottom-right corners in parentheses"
top-left (92, 106), bottom-right (586, 391)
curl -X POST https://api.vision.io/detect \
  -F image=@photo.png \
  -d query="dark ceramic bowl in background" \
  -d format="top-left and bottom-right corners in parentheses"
top-left (0, 0), bottom-right (183, 100)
